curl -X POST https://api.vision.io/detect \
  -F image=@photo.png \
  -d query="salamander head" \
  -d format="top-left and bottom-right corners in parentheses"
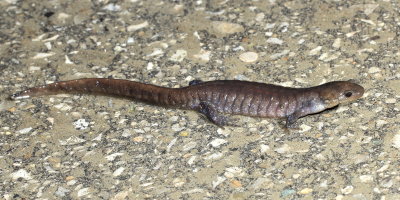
top-left (318, 80), bottom-right (365, 109)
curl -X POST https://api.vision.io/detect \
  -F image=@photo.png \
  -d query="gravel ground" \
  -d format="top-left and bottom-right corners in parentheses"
top-left (1, 0), bottom-right (399, 199)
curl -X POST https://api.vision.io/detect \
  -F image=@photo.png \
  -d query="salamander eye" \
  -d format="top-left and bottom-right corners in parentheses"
top-left (344, 91), bottom-right (353, 98)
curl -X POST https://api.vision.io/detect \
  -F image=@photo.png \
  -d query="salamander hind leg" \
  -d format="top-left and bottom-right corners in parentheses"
top-left (189, 80), bottom-right (203, 86)
top-left (197, 102), bottom-right (235, 127)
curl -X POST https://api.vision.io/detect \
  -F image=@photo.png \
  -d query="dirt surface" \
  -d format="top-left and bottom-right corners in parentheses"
top-left (1, 0), bottom-right (399, 199)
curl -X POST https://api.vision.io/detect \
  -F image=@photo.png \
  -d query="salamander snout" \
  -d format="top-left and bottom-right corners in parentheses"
top-left (336, 81), bottom-right (364, 103)
top-left (318, 81), bottom-right (365, 108)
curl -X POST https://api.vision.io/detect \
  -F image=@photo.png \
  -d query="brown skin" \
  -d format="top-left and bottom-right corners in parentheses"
top-left (10, 78), bottom-right (364, 128)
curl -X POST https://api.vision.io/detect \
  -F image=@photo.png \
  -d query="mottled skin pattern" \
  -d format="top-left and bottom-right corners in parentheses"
top-left (10, 78), bottom-right (365, 128)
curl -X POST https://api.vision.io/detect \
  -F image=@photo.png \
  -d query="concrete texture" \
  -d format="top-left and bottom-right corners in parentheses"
top-left (1, 0), bottom-right (399, 199)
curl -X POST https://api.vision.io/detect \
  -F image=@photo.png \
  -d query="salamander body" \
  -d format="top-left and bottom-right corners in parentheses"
top-left (10, 78), bottom-right (364, 128)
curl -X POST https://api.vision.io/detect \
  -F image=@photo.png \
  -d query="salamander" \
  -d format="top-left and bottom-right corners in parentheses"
top-left (10, 78), bottom-right (364, 128)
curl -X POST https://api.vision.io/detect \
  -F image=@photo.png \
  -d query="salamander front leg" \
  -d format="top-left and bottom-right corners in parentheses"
top-left (197, 102), bottom-right (233, 127)
top-left (285, 113), bottom-right (300, 129)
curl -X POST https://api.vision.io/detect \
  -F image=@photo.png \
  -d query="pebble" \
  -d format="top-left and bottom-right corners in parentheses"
top-left (103, 3), bottom-right (121, 11)
top-left (281, 189), bottom-right (296, 197)
top-left (193, 49), bottom-right (211, 62)
top-left (269, 49), bottom-right (290, 60)
top-left (341, 185), bottom-right (353, 194)
top-left (173, 178), bottom-right (185, 187)
top-left (77, 188), bottom-right (90, 197)
top-left (376, 120), bottom-right (388, 127)
top-left (11, 169), bottom-right (32, 180)
top-left (309, 46), bottom-right (322, 56)
top-left (113, 167), bottom-right (125, 177)
top-left (275, 144), bottom-right (290, 154)
top-left (260, 144), bottom-right (270, 153)
top-left (73, 119), bottom-right (89, 130)
top-left (112, 191), bottom-right (129, 200)
top-left (169, 49), bottom-right (187, 62)
top-left (59, 136), bottom-right (86, 145)
top-left (55, 187), bottom-right (70, 197)
top-left (167, 138), bottom-right (178, 152)
top-left (18, 127), bottom-right (32, 134)
top-left (266, 37), bottom-right (284, 45)
top-left (212, 176), bottom-right (226, 189)
top-left (359, 175), bottom-right (373, 183)
top-left (332, 38), bottom-right (341, 48)
top-left (209, 138), bottom-right (227, 148)
top-left (239, 52), bottom-right (258, 63)
top-left (392, 132), bottom-right (400, 149)
top-left (230, 179), bottom-right (242, 188)
top-left (105, 153), bottom-right (124, 161)
top-left (127, 21), bottom-right (149, 32)
top-left (299, 124), bottom-right (311, 132)
top-left (133, 136), bottom-right (144, 142)
top-left (368, 67), bottom-right (381, 73)
top-left (298, 188), bottom-right (313, 195)
top-left (29, 66), bottom-right (41, 71)
top-left (65, 55), bottom-right (73, 64)
top-left (32, 52), bottom-right (55, 59)
top-left (385, 98), bottom-right (396, 103)
top-left (212, 21), bottom-right (244, 34)
top-left (182, 141), bottom-right (197, 151)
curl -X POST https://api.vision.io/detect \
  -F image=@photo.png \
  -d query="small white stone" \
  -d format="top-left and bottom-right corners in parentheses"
top-left (103, 3), bottom-right (121, 11)
top-left (11, 169), bottom-right (32, 180)
top-left (360, 175), bottom-right (373, 183)
top-left (212, 176), bottom-right (226, 189)
top-left (105, 153), bottom-right (124, 161)
top-left (171, 124), bottom-right (184, 131)
top-left (341, 185), bottom-right (353, 194)
top-left (269, 49), bottom-right (290, 60)
top-left (113, 167), bottom-right (125, 177)
top-left (127, 37), bottom-right (134, 44)
top-left (309, 46), bottom-right (322, 56)
top-left (212, 21), bottom-right (244, 34)
top-left (265, 32), bottom-right (273, 37)
top-left (147, 48), bottom-right (164, 57)
top-left (59, 136), bottom-right (86, 145)
top-left (169, 49), bottom-right (187, 62)
top-left (376, 120), bottom-right (387, 127)
top-left (193, 49), bottom-right (211, 62)
top-left (255, 13), bottom-right (265, 22)
top-left (209, 138), bottom-right (227, 148)
top-left (385, 98), bottom-right (396, 104)
top-left (368, 67), bottom-right (381, 73)
top-left (32, 52), bottom-right (55, 59)
top-left (392, 132), bottom-right (400, 149)
top-left (65, 55), bottom-right (73, 64)
top-left (182, 141), bottom-right (197, 151)
top-left (205, 152), bottom-right (223, 160)
top-left (336, 106), bottom-right (349, 113)
top-left (275, 144), bottom-right (290, 154)
top-left (73, 119), bottom-right (89, 130)
top-left (77, 188), bottom-right (90, 197)
top-left (332, 38), bottom-right (341, 48)
top-left (299, 124), bottom-right (311, 132)
top-left (346, 31), bottom-right (359, 38)
top-left (127, 21), bottom-right (149, 32)
top-left (260, 144), bottom-right (270, 153)
top-left (173, 178), bottom-right (185, 187)
top-left (167, 138), bottom-right (177, 152)
top-left (239, 52), bottom-right (258, 63)
top-left (266, 37), bottom-right (284, 45)
top-left (363, 4), bottom-right (379, 15)
top-left (18, 127), bottom-right (32, 134)
top-left (187, 156), bottom-right (196, 165)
